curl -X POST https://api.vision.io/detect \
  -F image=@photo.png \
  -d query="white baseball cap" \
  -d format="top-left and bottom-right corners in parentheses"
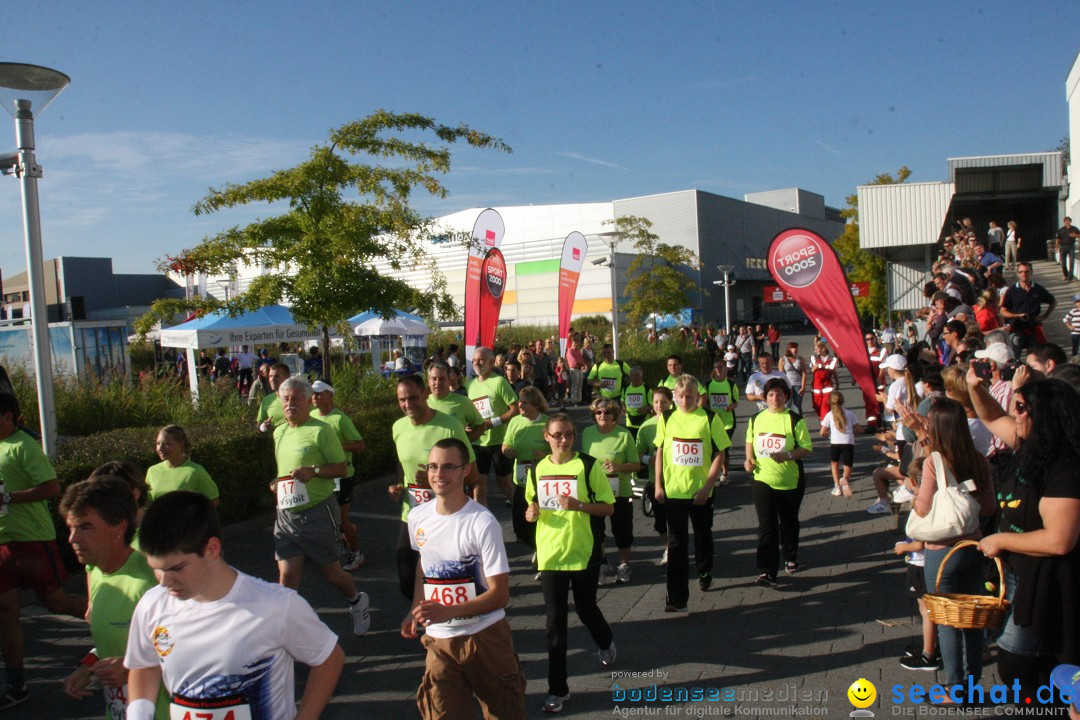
top-left (311, 380), bottom-right (335, 394)
top-left (974, 343), bottom-right (1014, 365)
top-left (880, 354), bottom-right (908, 371)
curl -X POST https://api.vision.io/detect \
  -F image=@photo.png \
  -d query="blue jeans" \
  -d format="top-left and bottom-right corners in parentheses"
top-left (923, 545), bottom-right (984, 686)
top-left (995, 566), bottom-right (1045, 658)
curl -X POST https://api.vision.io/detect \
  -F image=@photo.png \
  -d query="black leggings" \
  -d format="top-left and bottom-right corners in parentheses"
top-left (541, 556), bottom-right (613, 697)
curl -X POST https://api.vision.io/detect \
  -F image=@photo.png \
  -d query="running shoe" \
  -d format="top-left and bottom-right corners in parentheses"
top-left (343, 551), bottom-right (365, 571)
top-left (892, 486), bottom-right (915, 504)
top-left (660, 548), bottom-right (668, 566)
top-left (830, 486), bottom-right (842, 497)
top-left (785, 561), bottom-right (799, 575)
top-left (899, 652), bottom-right (942, 671)
top-left (698, 572), bottom-right (712, 592)
top-left (717, 474), bottom-right (729, 486)
top-left (664, 600), bottom-right (689, 613)
top-left (755, 573), bottom-right (778, 588)
top-left (599, 641), bottom-right (617, 667)
top-left (350, 591), bottom-right (371, 636)
top-left (0, 685), bottom-right (28, 711)
top-left (542, 693), bottom-right (571, 714)
top-left (615, 563), bottom-right (631, 584)
top-left (866, 499), bottom-right (891, 515)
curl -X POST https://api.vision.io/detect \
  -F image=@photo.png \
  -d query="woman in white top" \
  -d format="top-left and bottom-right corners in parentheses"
top-left (778, 342), bottom-right (807, 413)
top-left (1004, 221), bottom-right (1021, 272)
top-left (819, 392), bottom-right (861, 497)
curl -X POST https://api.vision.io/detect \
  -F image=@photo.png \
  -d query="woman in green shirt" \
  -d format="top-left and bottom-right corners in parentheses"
top-left (501, 386), bottom-right (549, 549)
top-left (525, 414), bottom-right (615, 714)
top-left (580, 397), bottom-right (639, 584)
top-left (145, 425), bottom-right (219, 507)
top-left (744, 378), bottom-right (812, 587)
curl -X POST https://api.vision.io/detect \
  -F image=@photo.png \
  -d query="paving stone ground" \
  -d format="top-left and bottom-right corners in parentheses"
top-left (17, 259), bottom-right (1078, 719)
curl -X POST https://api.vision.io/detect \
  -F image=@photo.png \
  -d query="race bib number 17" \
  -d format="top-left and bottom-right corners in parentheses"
top-left (276, 478), bottom-right (310, 510)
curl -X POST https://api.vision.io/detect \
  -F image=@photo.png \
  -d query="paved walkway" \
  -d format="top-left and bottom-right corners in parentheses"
top-left (18, 259), bottom-right (1078, 719)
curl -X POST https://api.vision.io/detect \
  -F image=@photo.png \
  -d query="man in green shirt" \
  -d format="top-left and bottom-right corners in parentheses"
top-left (654, 376), bottom-right (731, 612)
top-left (621, 366), bottom-right (650, 438)
top-left (587, 344), bottom-right (631, 400)
top-left (311, 380), bottom-right (366, 572)
top-left (61, 476), bottom-right (169, 720)
top-left (0, 396), bottom-right (87, 709)
top-left (658, 355), bottom-right (706, 406)
top-left (391, 375), bottom-right (478, 599)
top-left (272, 378), bottom-right (371, 636)
top-left (426, 362), bottom-right (484, 442)
top-left (706, 360), bottom-right (740, 486)
top-left (467, 347), bottom-right (519, 507)
top-left (256, 362), bottom-right (291, 433)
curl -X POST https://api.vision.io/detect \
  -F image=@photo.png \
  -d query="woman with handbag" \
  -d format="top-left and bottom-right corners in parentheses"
top-left (905, 398), bottom-right (996, 695)
top-left (968, 375), bottom-right (1080, 705)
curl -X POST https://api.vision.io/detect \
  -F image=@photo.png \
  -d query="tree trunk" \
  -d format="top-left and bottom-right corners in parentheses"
top-left (321, 325), bottom-right (332, 384)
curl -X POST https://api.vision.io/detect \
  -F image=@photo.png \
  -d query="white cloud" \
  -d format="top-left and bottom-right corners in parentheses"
top-left (558, 152), bottom-right (627, 170)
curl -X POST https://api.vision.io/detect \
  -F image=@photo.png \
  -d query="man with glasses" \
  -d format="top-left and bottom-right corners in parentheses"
top-left (1001, 262), bottom-right (1056, 360)
top-left (401, 439), bottom-right (527, 720)
top-left (391, 375), bottom-right (478, 600)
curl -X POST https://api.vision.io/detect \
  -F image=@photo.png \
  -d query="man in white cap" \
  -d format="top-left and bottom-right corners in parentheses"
top-left (311, 380), bottom-right (366, 571)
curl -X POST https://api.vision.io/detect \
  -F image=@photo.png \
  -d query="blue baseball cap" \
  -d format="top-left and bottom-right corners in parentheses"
top-left (1051, 664), bottom-right (1080, 711)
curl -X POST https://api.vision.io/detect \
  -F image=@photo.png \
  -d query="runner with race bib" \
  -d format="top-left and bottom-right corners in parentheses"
top-left (524, 414), bottom-right (616, 715)
top-left (706, 360), bottom-right (739, 486)
top-left (653, 374), bottom-right (731, 612)
top-left (621, 366), bottom-right (650, 438)
top-left (401, 439), bottom-right (527, 720)
top-left (124, 492), bottom-right (344, 720)
top-left (500, 386), bottom-right (550, 551)
top-left (743, 378), bottom-right (813, 589)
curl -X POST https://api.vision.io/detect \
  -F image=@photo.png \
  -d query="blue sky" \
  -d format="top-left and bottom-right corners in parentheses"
top-left (1, 1), bottom-right (1078, 277)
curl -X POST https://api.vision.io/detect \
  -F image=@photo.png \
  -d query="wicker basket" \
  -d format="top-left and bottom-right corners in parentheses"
top-left (923, 541), bottom-right (1010, 629)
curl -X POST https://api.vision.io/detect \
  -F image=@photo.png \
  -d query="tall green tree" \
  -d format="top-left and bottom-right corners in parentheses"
top-left (137, 110), bottom-right (510, 380)
top-left (610, 215), bottom-right (700, 328)
top-left (832, 166), bottom-right (911, 324)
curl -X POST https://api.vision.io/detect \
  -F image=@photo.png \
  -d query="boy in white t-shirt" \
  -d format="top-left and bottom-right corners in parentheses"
top-left (401, 438), bottom-right (526, 720)
top-left (124, 491), bottom-right (344, 720)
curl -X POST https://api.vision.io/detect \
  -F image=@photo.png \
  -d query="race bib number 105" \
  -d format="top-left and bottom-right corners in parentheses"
top-left (755, 433), bottom-right (787, 458)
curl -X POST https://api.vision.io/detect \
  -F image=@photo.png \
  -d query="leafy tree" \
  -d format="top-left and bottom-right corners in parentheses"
top-left (609, 215), bottom-right (700, 328)
top-left (137, 110), bottom-right (510, 380)
top-left (833, 166), bottom-right (911, 324)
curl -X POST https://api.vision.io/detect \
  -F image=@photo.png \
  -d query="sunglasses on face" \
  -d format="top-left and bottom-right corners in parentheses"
top-left (548, 432), bottom-right (575, 441)
top-left (594, 409), bottom-right (616, 416)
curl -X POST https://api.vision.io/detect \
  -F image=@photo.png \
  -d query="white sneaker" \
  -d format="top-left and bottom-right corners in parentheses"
top-left (599, 640), bottom-right (617, 667)
top-left (830, 486), bottom-right (842, 497)
top-left (892, 486), bottom-right (915, 504)
top-left (543, 693), bottom-right (570, 714)
top-left (350, 592), bottom-right (371, 636)
top-left (615, 563), bottom-right (630, 584)
top-left (660, 548), bottom-right (668, 566)
top-left (343, 551), bottom-right (365, 571)
top-left (866, 499), bottom-right (891, 515)
top-left (717, 474), bottom-right (729, 486)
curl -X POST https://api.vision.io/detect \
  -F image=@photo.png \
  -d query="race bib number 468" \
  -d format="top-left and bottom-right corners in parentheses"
top-left (536, 475), bottom-right (577, 510)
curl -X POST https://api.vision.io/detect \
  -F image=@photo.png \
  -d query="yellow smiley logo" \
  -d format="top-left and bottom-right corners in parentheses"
top-left (847, 678), bottom-right (877, 709)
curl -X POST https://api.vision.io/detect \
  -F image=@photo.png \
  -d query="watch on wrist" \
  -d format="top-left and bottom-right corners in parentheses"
top-left (309, 465), bottom-right (318, 477)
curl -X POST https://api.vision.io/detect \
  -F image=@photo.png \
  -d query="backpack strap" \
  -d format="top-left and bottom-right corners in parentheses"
top-left (579, 453), bottom-right (599, 504)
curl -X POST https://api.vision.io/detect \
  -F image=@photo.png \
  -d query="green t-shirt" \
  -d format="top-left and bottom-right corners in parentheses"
top-left (526, 453), bottom-right (615, 571)
top-left (311, 407), bottom-right (363, 477)
top-left (622, 383), bottom-right (649, 427)
top-left (745, 409), bottom-right (813, 490)
top-left (0, 429), bottom-right (57, 543)
top-left (655, 408), bottom-right (732, 498)
top-left (580, 425), bottom-right (639, 498)
top-left (427, 392), bottom-right (485, 435)
top-left (659, 375), bottom-right (707, 394)
top-left (502, 413), bottom-right (549, 487)
top-left (706, 378), bottom-right (739, 429)
top-left (587, 360), bottom-right (631, 398)
top-left (272, 417), bottom-right (345, 512)
top-left (391, 410), bottom-right (475, 521)
top-left (88, 550), bottom-right (171, 719)
top-left (636, 416), bottom-right (660, 483)
top-left (145, 459), bottom-right (219, 504)
top-left (466, 374), bottom-right (518, 446)
top-left (257, 393), bottom-right (285, 429)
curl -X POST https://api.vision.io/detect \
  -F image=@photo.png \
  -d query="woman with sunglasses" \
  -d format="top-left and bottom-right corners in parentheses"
top-left (525, 414), bottom-right (616, 714)
top-left (501, 386), bottom-right (549, 550)
top-left (581, 398), bottom-right (639, 585)
top-left (968, 372), bottom-right (1080, 704)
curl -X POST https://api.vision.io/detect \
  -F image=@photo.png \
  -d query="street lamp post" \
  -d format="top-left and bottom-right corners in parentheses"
top-left (0, 63), bottom-right (70, 457)
top-left (713, 264), bottom-right (735, 334)
top-left (592, 231), bottom-right (623, 358)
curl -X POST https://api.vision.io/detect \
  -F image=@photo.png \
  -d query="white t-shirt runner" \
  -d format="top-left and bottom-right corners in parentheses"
top-left (125, 571), bottom-right (338, 720)
top-left (408, 498), bottom-right (510, 639)
top-left (820, 408), bottom-right (858, 445)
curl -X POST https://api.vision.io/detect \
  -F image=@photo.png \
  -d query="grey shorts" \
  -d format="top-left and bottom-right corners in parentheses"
top-left (274, 496), bottom-right (341, 567)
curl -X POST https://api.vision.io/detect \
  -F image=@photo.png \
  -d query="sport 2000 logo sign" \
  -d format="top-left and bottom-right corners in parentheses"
top-left (770, 232), bottom-right (823, 289)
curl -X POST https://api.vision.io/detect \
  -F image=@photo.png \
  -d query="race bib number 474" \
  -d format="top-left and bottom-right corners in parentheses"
top-left (171, 694), bottom-right (252, 720)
